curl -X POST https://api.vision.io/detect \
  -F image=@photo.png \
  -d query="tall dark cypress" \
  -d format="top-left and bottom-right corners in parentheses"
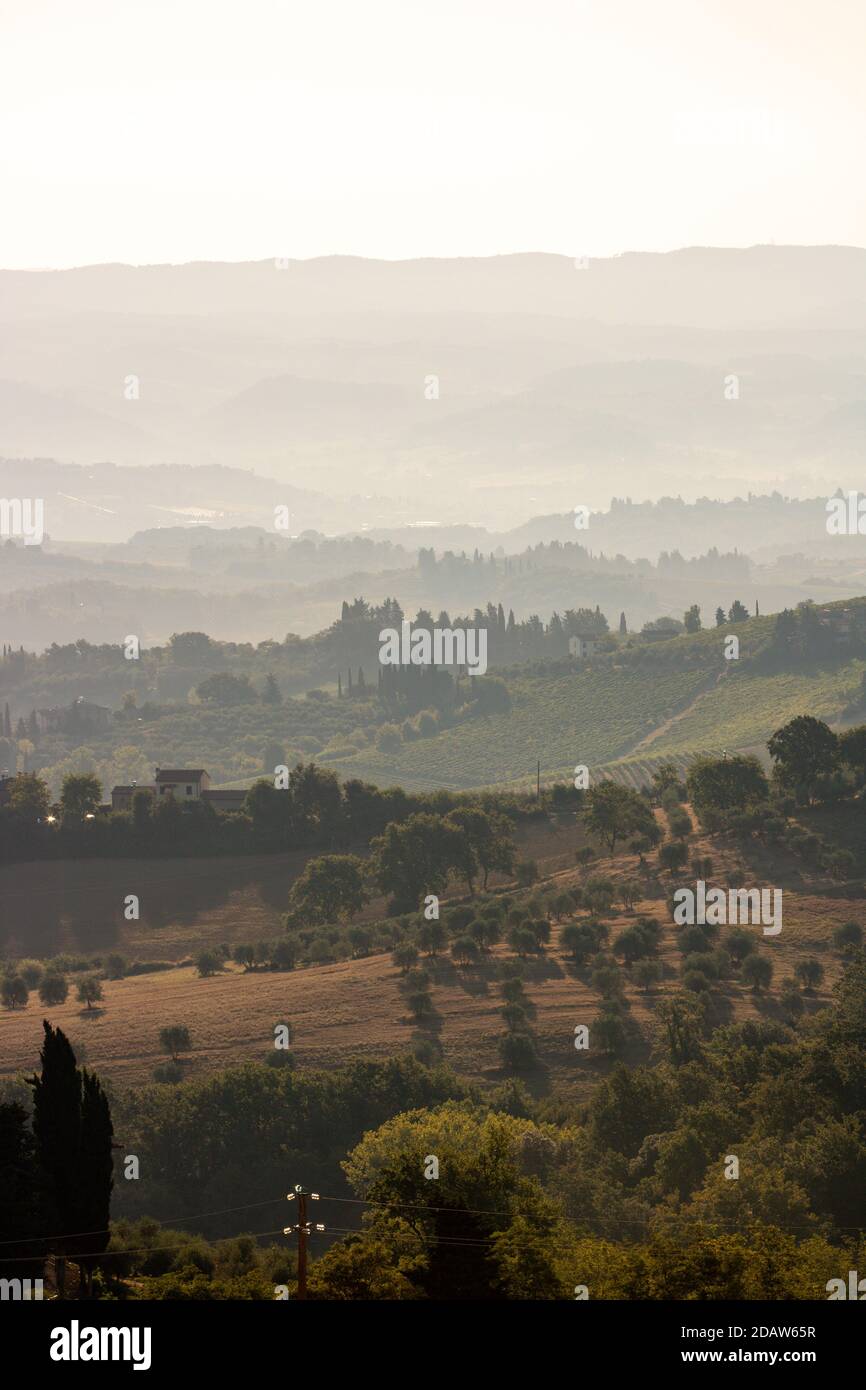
top-left (29, 1021), bottom-right (113, 1298)
top-left (30, 1022), bottom-right (81, 1237)
top-left (0, 1102), bottom-right (49, 1283)
top-left (76, 1070), bottom-right (114, 1296)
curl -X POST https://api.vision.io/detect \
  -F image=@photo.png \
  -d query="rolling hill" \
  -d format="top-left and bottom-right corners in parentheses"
top-left (320, 604), bottom-right (866, 791)
top-left (1, 807), bottom-right (858, 1099)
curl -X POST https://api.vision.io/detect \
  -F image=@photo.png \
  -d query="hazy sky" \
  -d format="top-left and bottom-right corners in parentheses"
top-left (1, 0), bottom-right (864, 268)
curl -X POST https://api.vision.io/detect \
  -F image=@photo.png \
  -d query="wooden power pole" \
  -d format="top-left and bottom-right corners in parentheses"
top-left (284, 1184), bottom-right (322, 1299)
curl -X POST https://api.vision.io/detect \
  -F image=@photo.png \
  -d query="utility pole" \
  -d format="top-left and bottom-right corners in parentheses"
top-left (284, 1184), bottom-right (322, 1300)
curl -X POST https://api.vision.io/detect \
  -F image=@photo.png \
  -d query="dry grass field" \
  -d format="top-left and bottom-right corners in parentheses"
top-left (0, 850), bottom-right (315, 961)
top-left (2, 808), bottom-right (861, 1099)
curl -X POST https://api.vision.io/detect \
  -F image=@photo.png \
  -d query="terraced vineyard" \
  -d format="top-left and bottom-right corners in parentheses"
top-left (323, 611), bottom-right (866, 790)
top-left (645, 661), bottom-right (865, 759)
top-left (325, 663), bottom-right (713, 790)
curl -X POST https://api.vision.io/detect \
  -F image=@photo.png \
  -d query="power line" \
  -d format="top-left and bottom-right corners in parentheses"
top-left (0, 1195), bottom-right (286, 1248)
top-left (1, 1181), bottom-right (860, 1266)
top-left (0, 1226), bottom-right (289, 1266)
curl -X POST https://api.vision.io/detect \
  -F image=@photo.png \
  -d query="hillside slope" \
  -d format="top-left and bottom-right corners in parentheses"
top-left (2, 810), bottom-right (858, 1098)
top-left (323, 602), bottom-right (866, 790)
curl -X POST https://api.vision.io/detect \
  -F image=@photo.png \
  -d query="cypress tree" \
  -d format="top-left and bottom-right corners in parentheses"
top-left (0, 1102), bottom-right (48, 1283)
top-left (29, 1021), bottom-right (113, 1298)
top-left (30, 1022), bottom-right (81, 1292)
top-left (76, 1070), bottom-right (114, 1296)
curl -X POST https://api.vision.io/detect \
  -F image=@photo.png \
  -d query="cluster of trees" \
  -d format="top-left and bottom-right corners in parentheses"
top-left (1, 963), bottom-right (103, 1012)
top-left (0, 760), bottom-right (538, 865)
top-left (0, 1024), bottom-right (113, 1296)
top-left (10, 948), bottom-right (864, 1299)
top-left (7, 867), bottom-right (866, 1300)
top-left (685, 715), bottom-right (866, 831)
top-left (770, 602), bottom-right (866, 665)
top-left (333, 595), bottom-right (612, 670)
top-left (416, 538), bottom-right (749, 586)
top-left (285, 804), bottom-right (516, 922)
top-left (672, 909), bottom-right (831, 1002)
top-left (581, 780), bottom-right (661, 855)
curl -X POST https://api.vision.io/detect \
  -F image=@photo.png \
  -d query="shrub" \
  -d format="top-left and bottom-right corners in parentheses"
top-left (724, 927), bottom-right (757, 965)
top-left (593, 1010), bottom-right (628, 1055)
top-left (794, 958), bottom-right (825, 992)
top-left (392, 943), bottom-right (419, 974)
top-left (407, 990), bottom-right (435, 1021)
top-left (691, 854), bottom-right (714, 878)
top-left (501, 977), bottom-right (526, 1005)
top-left (659, 841), bottom-right (689, 876)
top-left (833, 921), bottom-right (863, 953)
top-left (681, 952), bottom-right (718, 981)
top-left (668, 809), bottom-right (693, 838)
top-left (1, 975), bottom-right (28, 1008)
top-left (828, 849), bottom-right (856, 881)
top-left (159, 1025), bottom-right (192, 1061)
top-left (591, 963), bottom-right (625, 1000)
top-left (633, 959), bottom-right (662, 993)
top-left (446, 905), bottom-right (475, 934)
top-left (76, 975), bottom-right (104, 1009)
top-left (153, 1061), bottom-right (184, 1084)
top-left (584, 876), bottom-right (616, 914)
top-left (39, 971), bottom-right (69, 1006)
top-left (550, 892), bottom-right (575, 920)
top-left (265, 1049), bottom-right (295, 1068)
top-left (271, 940), bottom-right (298, 970)
top-left (561, 921), bottom-right (608, 965)
top-left (376, 723), bottom-right (402, 752)
top-left (418, 920), bottom-right (446, 955)
top-left (527, 917), bottom-right (551, 950)
top-left (405, 967), bottom-right (431, 992)
top-left (500, 1002), bottom-right (529, 1031)
top-left (742, 954), bottom-right (773, 993)
top-left (451, 937), bottom-right (480, 967)
top-left (16, 959), bottom-right (43, 989)
top-left (619, 880), bottom-right (641, 911)
top-left (779, 979), bottom-right (804, 1023)
top-left (615, 923), bottom-right (656, 963)
top-left (411, 1037), bottom-right (443, 1066)
top-left (507, 926), bottom-right (538, 958)
top-left (514, 859), bottom-right (539, 888)
top-left (307, 938), bottom-right (336, 965)
top-left (470, 917), bottom-right (501, 951)
top-left (682, 968), bottom-right (713, 994)
top-left (195, 950), bottom-right (222, 978)
top-left (679, 924), bottom-right (714, 954)
top-left (498, 1031), bottom-right (539, 1072)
